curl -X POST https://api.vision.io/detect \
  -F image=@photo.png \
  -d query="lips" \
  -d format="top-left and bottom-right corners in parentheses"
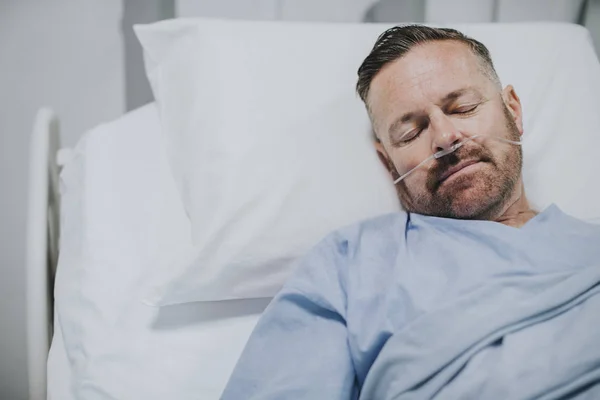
top-left (439, 159), bottom-right (480, 183)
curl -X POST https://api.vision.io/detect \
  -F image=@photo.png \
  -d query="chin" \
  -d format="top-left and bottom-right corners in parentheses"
top-left (449, 199), bottom-right (498, 219)
top-left (446, 184), bottom-right (506, 220)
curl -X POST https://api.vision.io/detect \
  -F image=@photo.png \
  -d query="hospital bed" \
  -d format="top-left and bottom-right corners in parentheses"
top-left (28, 19), bottom-right (600, 399)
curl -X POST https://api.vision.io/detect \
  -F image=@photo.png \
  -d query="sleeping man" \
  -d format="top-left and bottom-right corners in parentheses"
top-left (222, 25), bottom-right (600, 399)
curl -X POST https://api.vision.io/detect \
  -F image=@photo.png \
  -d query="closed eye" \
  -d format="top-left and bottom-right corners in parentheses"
top-left (395, 127), bottom-right (424, 146)
top-left (451, 104), bottom-right (478, 115)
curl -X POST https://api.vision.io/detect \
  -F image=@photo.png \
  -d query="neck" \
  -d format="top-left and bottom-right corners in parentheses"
top-left (493, 181), bottom-right (537, 228)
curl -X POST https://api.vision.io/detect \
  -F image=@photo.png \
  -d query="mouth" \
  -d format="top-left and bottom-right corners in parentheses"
top-left (439, 159), bottom-right (481, 184)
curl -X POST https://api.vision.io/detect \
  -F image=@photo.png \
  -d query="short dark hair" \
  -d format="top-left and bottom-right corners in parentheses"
top-left (356, 25), bottom-right (500, 107)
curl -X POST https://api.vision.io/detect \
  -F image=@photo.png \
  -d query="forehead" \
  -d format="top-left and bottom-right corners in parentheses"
top-left (368, 40), bottom-right (489, 116)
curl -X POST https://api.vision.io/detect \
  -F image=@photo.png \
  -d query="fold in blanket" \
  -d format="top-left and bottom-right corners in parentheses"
top-left (360, 265), bottom-right (600, 400)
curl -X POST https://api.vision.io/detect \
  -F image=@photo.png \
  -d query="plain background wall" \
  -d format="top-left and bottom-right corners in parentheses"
top-left (586, 0), bottom-right (600, 56)
top-left (123, 0), bottom-right (175, 111)
top-left (0, 1), bottom-right (598, 398)
top-left (426, 0), bottom-right (586, 22)
top-left (177, 0), bottom-right (588, 23)
top-left (176, 0), bottom-right (377, 21)
top-left (0, 1), bottom-right (124, 398)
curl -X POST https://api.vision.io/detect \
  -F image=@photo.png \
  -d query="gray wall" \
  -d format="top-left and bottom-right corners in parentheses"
top-left (176, 0), bottom-right (377, 21)
top-left (586, 0), bottom-right (600, 56)
top-left (0, 1), bottom-right (598, 399)
top-left (123, 0), bottom-right (175, 111)
top-left (0, 1), bottom-right (125, 398)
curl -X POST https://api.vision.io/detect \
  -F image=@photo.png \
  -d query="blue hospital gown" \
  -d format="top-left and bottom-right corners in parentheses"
top-left (221, 205), bottom-right (600, 399)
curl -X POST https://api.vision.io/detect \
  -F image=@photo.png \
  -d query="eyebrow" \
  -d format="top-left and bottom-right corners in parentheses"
top-left (388, 87), bottom-right (482, 137)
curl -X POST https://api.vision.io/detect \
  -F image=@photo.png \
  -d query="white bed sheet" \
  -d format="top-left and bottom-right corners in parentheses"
top-left (47, 103), bottom-right (269, 400)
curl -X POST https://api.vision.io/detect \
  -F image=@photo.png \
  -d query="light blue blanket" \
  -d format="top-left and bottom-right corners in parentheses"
top-left (222, 205), bottom-right (600, 399)
top-left (361, 266), bottom-right (600, 399)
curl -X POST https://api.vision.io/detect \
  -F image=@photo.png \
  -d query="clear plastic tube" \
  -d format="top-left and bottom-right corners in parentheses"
top-left (393, 134), bottom-right (522, 184)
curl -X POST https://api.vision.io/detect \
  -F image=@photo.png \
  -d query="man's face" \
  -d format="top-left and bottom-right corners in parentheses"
top-left (368, 40), bottom-right (524, 220)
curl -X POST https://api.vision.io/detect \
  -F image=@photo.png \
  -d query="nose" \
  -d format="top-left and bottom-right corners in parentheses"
top-left (430, 113), bottom-right (465, 154)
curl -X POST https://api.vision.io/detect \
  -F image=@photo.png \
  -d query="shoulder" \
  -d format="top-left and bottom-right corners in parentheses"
top-left (332, 211), bottom-right (409, 256)
top-left (281, 212), bottom-right (409, 305)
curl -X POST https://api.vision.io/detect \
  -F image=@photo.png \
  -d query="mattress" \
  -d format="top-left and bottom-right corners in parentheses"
top-left (47, 103), bottom-right (269, 399)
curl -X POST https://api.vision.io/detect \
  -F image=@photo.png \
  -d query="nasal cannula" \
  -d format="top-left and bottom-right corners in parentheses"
top-left (393, 134), bottom-right (522, 185)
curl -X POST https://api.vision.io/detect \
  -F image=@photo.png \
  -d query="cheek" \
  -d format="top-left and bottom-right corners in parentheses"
top-left (389, 142), bottom-right (431, 176)
top-left (395, 172), bottom-right (433, 211)
top-left (455, 114), bottom-right (493, 136)
top-left (497, 143), bottom-right (522, 172)
top-left (475, 107), bottom-right (508, 136)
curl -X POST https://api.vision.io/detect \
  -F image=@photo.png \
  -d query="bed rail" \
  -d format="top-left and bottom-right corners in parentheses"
top-left (26, 108), bottom-right (61, 400)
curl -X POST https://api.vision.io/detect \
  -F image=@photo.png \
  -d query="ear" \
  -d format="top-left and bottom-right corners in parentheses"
top-left (375, 140), bottom-right (400, 181)
top-left (502, 85), bottom-right (524, 136)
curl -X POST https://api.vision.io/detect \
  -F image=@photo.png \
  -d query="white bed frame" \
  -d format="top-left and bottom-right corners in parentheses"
top-left (27, 108), bottom-right (62, 400)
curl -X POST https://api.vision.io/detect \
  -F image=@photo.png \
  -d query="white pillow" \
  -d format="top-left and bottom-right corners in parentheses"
top-left (136, 19), bottom-right (401, 304)
top-left (136, 19), bottom-right (600, 305)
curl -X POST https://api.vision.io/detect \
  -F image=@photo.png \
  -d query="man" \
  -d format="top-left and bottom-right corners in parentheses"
top-left (222, 25), bottom-right (600, 399)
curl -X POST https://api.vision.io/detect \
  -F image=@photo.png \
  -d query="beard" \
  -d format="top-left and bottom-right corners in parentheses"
top-left (398, 105), bottom-right (523, 220)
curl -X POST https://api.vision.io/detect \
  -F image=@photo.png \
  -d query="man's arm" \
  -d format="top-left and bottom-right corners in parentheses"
top-left (221, 236), bottom-right (358, 399)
